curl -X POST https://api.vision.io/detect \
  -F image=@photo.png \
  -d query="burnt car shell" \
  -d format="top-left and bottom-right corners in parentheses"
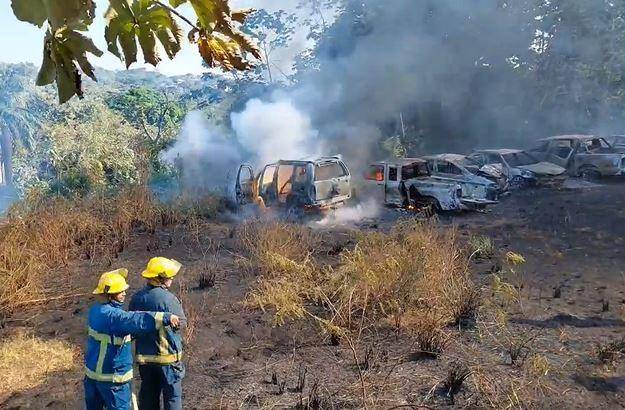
top-left (466, 149), bottom-right (566, 188)
top-left (423, 153), bottom-right (500, 201)
top-left (365, 158), bottom-right (495, 211)
top-left (235, 156), bottom-right (351, 212)
top-left (528, 135), bottom-right (625, 179)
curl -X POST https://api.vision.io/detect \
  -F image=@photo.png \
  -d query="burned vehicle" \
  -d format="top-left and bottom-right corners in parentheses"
top-left (423, 154), bottom-right (500, 200)
top-left (465, 149), bottom-right (566, 188)
top-left (235, 155), bottom-right (351, 214)
top-left (608, 135), bottom-right (625, 150)
top-left (528, 135), bottom-right (625, 179)
top-left (364, 159), bottom-right (496, 211)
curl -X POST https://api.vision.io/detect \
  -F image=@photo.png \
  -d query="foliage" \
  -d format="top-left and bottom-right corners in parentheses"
top-left (107, 87), bottom-right (187, 176)
top-left (41, 101), bottom-right (143, 196)
top-left (10, 0), bottom-right (260, 103)
top-left (242, 9), bottom-right (297, 83)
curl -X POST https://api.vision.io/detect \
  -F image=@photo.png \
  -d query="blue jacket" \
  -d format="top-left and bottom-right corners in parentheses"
top-left (84, 301), bottom-right (171, 383)
top-left (129, 285), bottom-right (186, 365)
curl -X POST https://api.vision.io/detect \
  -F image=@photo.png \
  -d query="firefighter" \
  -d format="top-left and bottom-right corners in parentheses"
top-left (85, 268), bottom-right (180, 410)
top-left (129, 257), bottom-right (186, 410)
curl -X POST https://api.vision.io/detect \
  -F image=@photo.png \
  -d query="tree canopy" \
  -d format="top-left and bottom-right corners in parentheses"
top-left (10, 0), bottom-right (261, 103)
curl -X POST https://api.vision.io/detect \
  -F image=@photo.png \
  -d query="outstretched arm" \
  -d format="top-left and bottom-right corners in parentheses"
top-left (111, 310), bottom-right (172, 336)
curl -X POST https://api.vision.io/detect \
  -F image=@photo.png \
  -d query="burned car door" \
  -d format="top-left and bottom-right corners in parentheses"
top-left (235, 164), bottom-right (255, 205)
top-left (276, 163), bottom-right (296, 204)
top-left (313, 161), bottom-right (350, 201)
top-left (258, 164), bottom-right (278, 207)
top-left (545, 140), bottom-right (574, 169)
top-left (385, 164), bottom-right (402, 205)
top-left (364, 163), bottom-right (387, 204)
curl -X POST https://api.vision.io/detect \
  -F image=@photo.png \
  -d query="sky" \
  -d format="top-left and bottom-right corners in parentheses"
top-left (0, 0), bottom-right (308, 76)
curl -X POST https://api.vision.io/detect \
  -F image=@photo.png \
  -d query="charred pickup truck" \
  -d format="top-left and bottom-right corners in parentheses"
top-left (235, 155), bottom-right (351, 215)
top-left (465, 149), bottom-right (566, 188)
top-left (423, 154), bottom-right (500, 200)
top-left (528, 135), bottom-right (625, 179)
top-left (364, 158), bottom-right (496, 212)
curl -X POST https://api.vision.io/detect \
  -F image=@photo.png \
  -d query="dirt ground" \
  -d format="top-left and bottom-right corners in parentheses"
top-left (4, 180), bottom-right (625, 409)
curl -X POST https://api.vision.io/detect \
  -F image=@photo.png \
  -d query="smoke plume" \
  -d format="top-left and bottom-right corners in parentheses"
top-left (230, 97), bottom-right (322, 166)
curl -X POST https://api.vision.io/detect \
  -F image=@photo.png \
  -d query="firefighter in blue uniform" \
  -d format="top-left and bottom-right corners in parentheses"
top-left (129, 257), bottom-right (186, 410)
top-left (84, 268), bottom-right (181, 410)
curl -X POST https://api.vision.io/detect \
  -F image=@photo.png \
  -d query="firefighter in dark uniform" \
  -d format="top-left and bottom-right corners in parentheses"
top-left (129, 257), bottom-right (186, 410)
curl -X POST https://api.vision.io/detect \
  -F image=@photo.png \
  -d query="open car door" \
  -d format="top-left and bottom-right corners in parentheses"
top-left (235, 164), bottom-right (255, 205)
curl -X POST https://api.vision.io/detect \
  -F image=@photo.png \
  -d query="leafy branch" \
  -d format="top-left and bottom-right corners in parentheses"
top-left (11, 0), bottom-right (261, 104)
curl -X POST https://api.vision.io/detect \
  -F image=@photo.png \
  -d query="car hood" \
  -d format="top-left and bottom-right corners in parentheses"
top-left (518, 162), bottom-right (566, 176)
top-left (479, 164), bottom-right (504, 178)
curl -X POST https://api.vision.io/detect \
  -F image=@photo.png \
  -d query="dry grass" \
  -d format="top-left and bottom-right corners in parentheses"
top-left (239, 220), bottom-right (322, 326)
top-left (595, 338), bottom-right (625, 365)
top-left (469, 235), bottom-right (494, 259)
top-left (242, 219), bottom-right (479, 344)
top-left (328, 220), bottom-right (478, 330)
top-left (0, 332), bottom-right (79, 403)
top-left (0, 186), bottom-right (226, 315)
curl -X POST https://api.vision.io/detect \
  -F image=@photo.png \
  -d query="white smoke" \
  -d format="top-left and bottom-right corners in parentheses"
top-left (163, 96), bottom-right (322, 197)
top-left (313, 199), bottom-right (381, 227)
top-left (230, 97), bottom-right (322, 166)
top-left (163, 111), bottom-right (243, 196)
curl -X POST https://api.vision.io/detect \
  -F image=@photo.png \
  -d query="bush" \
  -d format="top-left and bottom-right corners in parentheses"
top-left (469, 235), bottom-right (494, 259)
top-left (0, 187), bottom-right (168, 314)
top-left (243, 219), bottom-right (479, 340)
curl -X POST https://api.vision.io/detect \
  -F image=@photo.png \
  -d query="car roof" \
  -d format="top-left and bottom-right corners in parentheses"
top-left (538, 135), bottom-right (600, 142)
top-left (269, 155), bottom-right (344, 166)
top-left (473, 149), bottom-right (523, 155)
top-left (422, 153), bottom-right (467, 163)
top-left (373, 158), bottom-right (427, 166)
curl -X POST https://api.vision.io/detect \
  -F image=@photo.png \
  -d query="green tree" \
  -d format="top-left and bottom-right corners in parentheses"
top-left (107, 87), bottom-right (187, 176)
top-left (40, 101), bottom-right (143, 196)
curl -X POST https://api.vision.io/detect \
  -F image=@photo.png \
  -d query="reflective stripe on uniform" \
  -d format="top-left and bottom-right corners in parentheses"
top-left (85, 366), bottom-right (133, 383)
top-left (154, 312), bottom-right (164, 329)
top-left (136, 352), bottom-right (182, 365)
top-left (87, 327), bottom-right (132, 382)
top-left (88, 327), bottom-right (131, 345)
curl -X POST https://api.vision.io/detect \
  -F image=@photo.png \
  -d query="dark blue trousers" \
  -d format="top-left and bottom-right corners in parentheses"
top-left (137, 364), bottom-right (184, 410)
top-left (84, 377), bottom-right (133, 410)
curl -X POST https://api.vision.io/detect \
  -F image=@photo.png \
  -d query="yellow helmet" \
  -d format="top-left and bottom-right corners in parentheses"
top-left (141, 257), bottom-right (182, 279)
top-left (92, 269), bottom-right (130, 295)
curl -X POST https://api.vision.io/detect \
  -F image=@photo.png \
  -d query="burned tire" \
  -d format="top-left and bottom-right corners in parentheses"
top-left (580, 167), bottom-right (601, 181)
top-left (409, 187), bottom-right (441, 216)
top-left (509, 176), bottom-right (527, 189)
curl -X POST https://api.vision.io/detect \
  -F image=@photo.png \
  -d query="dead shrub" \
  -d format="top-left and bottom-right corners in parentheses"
top-left (0, 186), bottom-right (187, 314)
top-left (443, 362), bottom-right (471, 404)
top-left (328, 220), bottom-right (477, 330)
top-left (244, 219), bottom-right (478, 347)
top-left (238, 219), bottom-right (320, 271)
top-left (469, 235), bottom-right (494, 259)
top-left (595, 338), bottom-right (625, 365)
top-left (406, 313), bottom-right (449, 359)
top-left (0, 331), bottom-right (79, 403)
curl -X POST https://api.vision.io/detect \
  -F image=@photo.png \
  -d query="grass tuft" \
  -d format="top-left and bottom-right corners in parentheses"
top-left (0, 332), bottom-right (79, 402)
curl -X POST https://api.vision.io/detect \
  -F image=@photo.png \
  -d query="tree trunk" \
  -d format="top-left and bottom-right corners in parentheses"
top-left (0, 127), bottom-right (13, 186)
